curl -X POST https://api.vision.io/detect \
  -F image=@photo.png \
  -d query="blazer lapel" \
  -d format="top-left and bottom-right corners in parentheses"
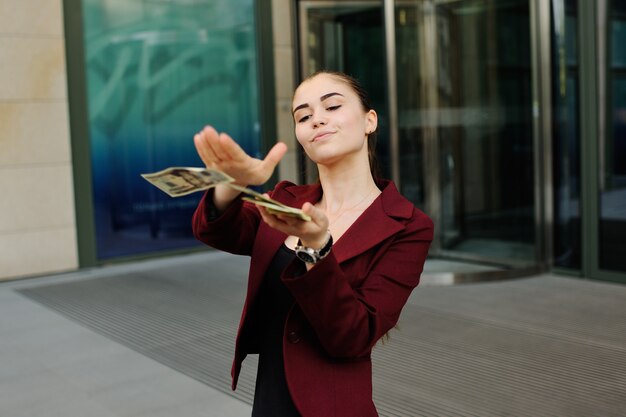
top-left (282, 180), bottom-right (414, 265)
top-left (332, 197), bottom-right (405, 263)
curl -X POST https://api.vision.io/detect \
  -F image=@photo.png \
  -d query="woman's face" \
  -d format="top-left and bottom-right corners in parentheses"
top-left (292, 73), bottom-right (377, 166)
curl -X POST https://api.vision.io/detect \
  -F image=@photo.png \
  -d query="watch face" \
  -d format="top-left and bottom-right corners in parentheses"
top-left (296, 250), bottom-right (316, 264)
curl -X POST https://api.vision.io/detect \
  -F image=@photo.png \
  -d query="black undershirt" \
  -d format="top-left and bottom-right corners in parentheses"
top-left (251, 244), bottom-right (304, 417)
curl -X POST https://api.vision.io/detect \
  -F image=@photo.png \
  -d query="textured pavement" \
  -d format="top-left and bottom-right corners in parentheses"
top-left (1, 251), bottom-right (625, 417)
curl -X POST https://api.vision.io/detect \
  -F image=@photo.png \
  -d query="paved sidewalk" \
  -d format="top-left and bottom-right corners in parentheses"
top-left (0, 252), bottom-right (251, 417)
top-left (1, 252), bottom-right (625, 417)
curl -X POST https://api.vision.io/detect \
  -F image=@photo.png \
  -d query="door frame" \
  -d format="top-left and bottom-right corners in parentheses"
top-left (296, 0), bottom-right (553, 275)
top-left (579, 0), bottom-right (626, 283)
top-left (382, 0), bottom-right (553, 269)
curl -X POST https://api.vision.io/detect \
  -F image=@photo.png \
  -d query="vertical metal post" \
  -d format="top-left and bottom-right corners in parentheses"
top-left (530, 0), bottom-right (554, 269)
top-left (579, 0), bottom-right (600, 278)
top-left (63, 0), bottom-right (98, 267)
top-left (384, 0), bottom-right (401, 187)
top-left (597, 0), bottom-right (607, 194)
top-left (419, 1), bottom-right (441, 252)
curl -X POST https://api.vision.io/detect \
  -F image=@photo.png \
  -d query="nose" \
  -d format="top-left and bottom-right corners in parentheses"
top-left (312, 112), bottom-right (327, 128)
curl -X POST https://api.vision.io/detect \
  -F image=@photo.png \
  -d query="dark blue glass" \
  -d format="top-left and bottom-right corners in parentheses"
top-left (599, 1), bottom-right (626, 272)
top-left (552, 0), bottom-right (581, 269)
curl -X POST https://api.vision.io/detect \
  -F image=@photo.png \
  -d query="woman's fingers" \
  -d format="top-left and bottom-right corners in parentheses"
top-left (194, 126), bottom-right (224, 165)
top-left (195, 127), bottom-right (242, 168)
top-left (202, 128), bottom-right (229, 162)
top-left (257, 197), bottom-right (328, 244)
top-left (261, 142), bottom-right (288, 171)
top-left (218, 132), bottom-right (249, 162)
top-left (194, 132), bottom-right (218, 167)
top-left (301, 202), bottom-right (329, 230)
top-left (257, 205), bottom-right (286, 230)
top-left (194, 126), bottom-right (289, 186)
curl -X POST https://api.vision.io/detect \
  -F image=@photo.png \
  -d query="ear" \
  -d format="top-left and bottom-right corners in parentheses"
top-left (365, 109), bottom-right (378, 134)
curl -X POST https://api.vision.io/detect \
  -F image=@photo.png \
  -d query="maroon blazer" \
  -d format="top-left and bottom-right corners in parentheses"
top-left (192, 179), bottom-right (433, 417)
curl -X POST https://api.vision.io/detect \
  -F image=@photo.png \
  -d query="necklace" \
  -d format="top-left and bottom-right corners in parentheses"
top-left (322, 187), bottom-right (379, 227)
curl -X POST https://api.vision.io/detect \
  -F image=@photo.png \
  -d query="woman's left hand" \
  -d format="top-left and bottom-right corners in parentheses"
top-left (257, 200), bottom-right (329, 249)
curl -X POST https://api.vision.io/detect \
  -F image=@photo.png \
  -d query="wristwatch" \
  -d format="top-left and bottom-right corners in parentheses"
top-left (294, 231), bottom-right (333, 264)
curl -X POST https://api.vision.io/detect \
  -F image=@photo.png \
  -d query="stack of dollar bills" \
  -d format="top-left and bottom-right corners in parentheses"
top-left (141, 167), bottom-right (311, 221)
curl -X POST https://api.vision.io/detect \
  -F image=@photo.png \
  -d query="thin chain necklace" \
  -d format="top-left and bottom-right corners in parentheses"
top-left (322, 187), bottom-right (379, 227)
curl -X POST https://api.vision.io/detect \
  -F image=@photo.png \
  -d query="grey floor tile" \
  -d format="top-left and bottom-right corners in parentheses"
top-left (87, 368), bottom-right (248, 417)
top-left (0, 286), bottom-right (250, 417)
top-left (3, 256), bottom-right (626, 417)
top-left (126, 393), bottom-right (252, 417)
top-left (0, 369), bottom-right (119, 417)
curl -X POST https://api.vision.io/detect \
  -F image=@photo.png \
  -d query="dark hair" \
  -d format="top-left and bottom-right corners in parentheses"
top-left (299, 70), bottom-right (381, 179)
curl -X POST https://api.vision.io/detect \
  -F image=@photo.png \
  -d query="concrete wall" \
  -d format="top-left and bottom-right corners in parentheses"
top-left (272, 0), bottom-right (299, 183)
top-left (0, 0), bottom-right (78, 280)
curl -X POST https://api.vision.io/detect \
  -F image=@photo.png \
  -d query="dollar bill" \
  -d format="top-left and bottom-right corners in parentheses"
top-left (228, 184), bottom-right (289, 208)
top-left (141, 167), bottom-right (235, 197)
top-left (141, 167), bottom-right (311, 221)
top-left (241, 197), bottom-right (312, 221)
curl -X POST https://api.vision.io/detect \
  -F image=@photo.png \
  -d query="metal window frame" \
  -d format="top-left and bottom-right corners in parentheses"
top-left (63, 0), bottom-right (97, 267)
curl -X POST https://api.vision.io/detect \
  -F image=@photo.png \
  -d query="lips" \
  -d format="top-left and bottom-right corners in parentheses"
top-left (312, 131), bottom-right (335, 142)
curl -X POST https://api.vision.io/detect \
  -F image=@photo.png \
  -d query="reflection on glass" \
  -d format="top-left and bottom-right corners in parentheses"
top-left (552, 0), bottom-right (581, 269)
top-left (599, 1), bottom-right (626, 272)
top-left (396, 0), bottom-right (535, 264)
top-left (83, 0), bottom-right (261, 259)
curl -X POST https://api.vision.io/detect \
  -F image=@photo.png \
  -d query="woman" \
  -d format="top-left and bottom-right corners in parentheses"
top-left (192, 71), bottom-right (433, 416)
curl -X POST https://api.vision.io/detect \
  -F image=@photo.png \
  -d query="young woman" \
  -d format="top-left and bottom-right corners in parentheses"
top-left (192, 71), bottom-right (433, 417)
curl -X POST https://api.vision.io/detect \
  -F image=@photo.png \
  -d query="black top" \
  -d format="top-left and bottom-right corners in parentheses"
top-left (251, 244), bottom-right (304, 417)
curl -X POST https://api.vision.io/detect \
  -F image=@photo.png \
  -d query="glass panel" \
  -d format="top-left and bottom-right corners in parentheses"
top-left (394, 5), bottom-right (426, 208)
top-left (552, 0), bottom-right (581, 269)
top-left (300, 1), bottom-right (391, 178)
top-left (599, 1), bottom-right (626, 272)
top-left (395, 0), bottom-right (536, 264)
top-left (82, 0), bottom-right (261, 259)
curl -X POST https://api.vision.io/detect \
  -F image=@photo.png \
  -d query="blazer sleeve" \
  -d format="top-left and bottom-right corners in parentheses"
top-left (191, 188), bottom-right (262, 256)
top-left (281, 210), bottom-right (433, 359)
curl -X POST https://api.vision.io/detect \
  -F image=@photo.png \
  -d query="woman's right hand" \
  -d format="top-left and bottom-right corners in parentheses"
top-left (194, 125), bottom-right (287, 187)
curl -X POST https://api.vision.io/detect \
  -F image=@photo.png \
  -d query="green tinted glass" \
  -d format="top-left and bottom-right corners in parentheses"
top-left (82, 0), bottom-right (260, 259)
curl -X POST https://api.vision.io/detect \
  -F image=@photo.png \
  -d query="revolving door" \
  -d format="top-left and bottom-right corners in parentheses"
top-left (298, 0), bottom-right (550, 281)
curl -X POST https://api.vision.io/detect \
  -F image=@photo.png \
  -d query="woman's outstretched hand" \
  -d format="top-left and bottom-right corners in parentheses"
top-left (194, 125), bottom-right (287, 187)
top-left (258, 201), bottom-right (330, 251)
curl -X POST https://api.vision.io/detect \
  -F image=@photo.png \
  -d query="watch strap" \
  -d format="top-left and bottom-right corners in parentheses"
top-left (295, 231), bottom-right (333, 264)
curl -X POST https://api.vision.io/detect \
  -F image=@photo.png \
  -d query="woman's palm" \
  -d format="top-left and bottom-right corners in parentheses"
top-left (194, 126), bottom-right (287, 186)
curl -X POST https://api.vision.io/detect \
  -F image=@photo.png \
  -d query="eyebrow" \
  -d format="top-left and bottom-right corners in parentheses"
top-left (292, 92), bottom-right (344, 114)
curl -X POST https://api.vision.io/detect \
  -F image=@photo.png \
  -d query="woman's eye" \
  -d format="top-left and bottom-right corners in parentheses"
top-left (297, 115), bottom-right (310, 123)
top-left (327, 105), bottom-right (341, 111)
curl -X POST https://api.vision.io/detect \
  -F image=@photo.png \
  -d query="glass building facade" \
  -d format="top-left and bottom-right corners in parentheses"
top-left (65, 0), bottom-right (625, 283)
top-left (80, 0), bottom-right (261, 259)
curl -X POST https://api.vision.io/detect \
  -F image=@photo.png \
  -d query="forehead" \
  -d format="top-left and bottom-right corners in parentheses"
top-left (292, 74), bottom-right (354, 104)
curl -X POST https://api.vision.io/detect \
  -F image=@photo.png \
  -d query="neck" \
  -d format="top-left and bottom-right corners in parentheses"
top-left (317, 156), bottom-right (379, 214)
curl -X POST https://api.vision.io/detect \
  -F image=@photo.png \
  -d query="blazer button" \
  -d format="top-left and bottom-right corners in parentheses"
top-left (287, 331), bottom-right (301, 344)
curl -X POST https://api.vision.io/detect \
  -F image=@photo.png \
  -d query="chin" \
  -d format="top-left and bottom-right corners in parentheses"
top-left (304, 143), bottom-right (363, 167)
top-left (310, 153), bottom-right (345, 168)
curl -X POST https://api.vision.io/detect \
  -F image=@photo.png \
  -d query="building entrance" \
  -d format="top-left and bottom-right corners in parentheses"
top-left (298, 0), bottom-right (546, 281)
